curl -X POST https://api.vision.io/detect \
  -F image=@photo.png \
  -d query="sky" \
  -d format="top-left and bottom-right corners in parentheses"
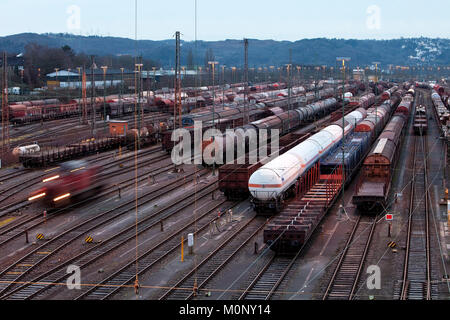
top-left (0, 0), bottom-right (449, 41)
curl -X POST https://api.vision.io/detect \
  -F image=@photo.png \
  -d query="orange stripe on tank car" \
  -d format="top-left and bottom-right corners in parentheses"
top-left (248, 183), bottom-right (283, 188)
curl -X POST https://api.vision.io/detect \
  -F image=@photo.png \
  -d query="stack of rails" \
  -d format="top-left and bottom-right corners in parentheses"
top-left (352, 97), bottom-right (412, 211)
top-left (261, 97), bottom-right (402, 252)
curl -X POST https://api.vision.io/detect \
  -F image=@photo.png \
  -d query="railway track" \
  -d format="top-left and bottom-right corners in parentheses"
top-left (157, 216), bottom-right (267, 300)
top-left (322, 215), bottom-right (377, 300)
top-left (1, 177), bottom-right (224, 300)
top-left (398, 126), bottom-right (435, 300)
top-left (238, 254), bottom-right (294, 300)
top-left (73, 202), bottom-right (244, 301)
top-left (0, 146), bottom-right (167, 222)
top-left (0, 168), bottom-right (212, 297)
top-left (0, 155), bottom-right (178, 247)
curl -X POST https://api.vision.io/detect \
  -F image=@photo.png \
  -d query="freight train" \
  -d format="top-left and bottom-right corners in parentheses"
top-left (202, 98), bottom-right (339, 167)
top-left (320, 98), bottom-right (398, 181)
top-left (125, 121), bottom-right (168, 150)
top-left (9, 95), bottom-right (152, 124)
top-left (217, 93), bottom-right (376, 201)
top-left (431, 90), bottom-right (450, 128)
top-left (262, 95), bottom-right (404, 252)
top-left (352, 104), bottom-right (410, 211)
top-left (248, 107), bottom-right (367, 213)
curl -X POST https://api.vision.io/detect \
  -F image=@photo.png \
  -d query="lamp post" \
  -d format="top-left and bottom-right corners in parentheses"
top-left (120, 67), bottom-right (124, 116)
top-left (372, 62), bottom-right (381, 125)
top-left (135, 62), bottom-right (144, 146)
top-left (20, 68), bottom-right (24, 96)
top-left (152, 67), bottom-right (156, 91)
top-left (54, 68), bottom-right (59, 89)
top-left (222, 65), bottom-right (226, 108)
top-left (101, 66), bottom-right (108, 122)
top-left (181, 66), bottom-right (185, 89)
top-left (208, 61), bottom-right (219, 176)
top-left (67, 68), bottom-right (71, 100)
top-left (286, 63), bottom-right (292, 131)
top-left (231, 67), bottom-right (236, 85)
top-left (77, 67), bottom-right (82, 123)
top-left (336, 57), bottom-right (351, 216)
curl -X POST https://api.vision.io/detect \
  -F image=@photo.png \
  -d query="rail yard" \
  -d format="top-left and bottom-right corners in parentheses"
top-left (1, 3), bottom-right (450, 312)
top-left (0, 74), bottom-right (449, 304)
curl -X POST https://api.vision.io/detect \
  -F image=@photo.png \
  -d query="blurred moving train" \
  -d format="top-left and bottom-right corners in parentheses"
top-left (28, 160), bottom-right (104, 207)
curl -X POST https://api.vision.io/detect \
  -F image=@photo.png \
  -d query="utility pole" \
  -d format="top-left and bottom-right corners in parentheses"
top-left (101, 65), bottom-right (108, 122)
top-left (90, 55), bottom-right (97, 135)
top-left (208, 61), bottom-right (219, 176)
top-left (244, 38), bottom-right (249, 125)
top-left (82, 68), bottom-right (87, 125)
top-left (373, 62), bottom-right (381, 125)
top-left (222, 65), bottom-right (226, 109)
top-left (336, 57), bottom-right (351, 214)
top-left (77, 67), bottom-right (82, 123)
top-left (120, 67), bottom-right (124, 116)
top-left (287, 48), bottom-right (292, 131)
top-left (175, 32), bottom-right (182, 131)
top-left (1, 52), bottom-right (10, 156)
top-left (135, 58), bottom-right (143, 149)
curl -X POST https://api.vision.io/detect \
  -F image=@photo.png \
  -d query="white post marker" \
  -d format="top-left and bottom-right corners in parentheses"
top-left (188, 233), bottom-right (194, 254)
top-left (386, 214), bottom-right (393, 238)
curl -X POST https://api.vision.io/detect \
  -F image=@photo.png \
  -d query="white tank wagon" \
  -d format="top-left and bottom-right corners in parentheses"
top-left (248, 108), bottom-right (367, 213)
top-left (12, 144), bottom-right (41, 157)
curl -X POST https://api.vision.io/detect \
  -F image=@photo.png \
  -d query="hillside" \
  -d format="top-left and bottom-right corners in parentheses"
top-left (0, 33), bottom-right (449, 68)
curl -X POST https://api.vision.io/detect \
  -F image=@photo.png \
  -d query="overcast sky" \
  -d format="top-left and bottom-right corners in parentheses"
top-left (0, 0), bottom-right (449, 41)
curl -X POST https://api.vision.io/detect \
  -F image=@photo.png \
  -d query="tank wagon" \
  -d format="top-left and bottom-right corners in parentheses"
top-left (202, 98), bottom-right (338, 166)
top-left (381, 86), bottom-right (399, 101)
top-left (248, 107), bottom-right (366, 213)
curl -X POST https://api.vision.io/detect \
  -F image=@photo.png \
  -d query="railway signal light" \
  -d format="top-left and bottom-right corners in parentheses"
top-left (385, 214), bottom-right (393, 221)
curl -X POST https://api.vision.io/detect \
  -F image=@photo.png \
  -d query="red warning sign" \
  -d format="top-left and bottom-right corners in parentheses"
top-left (385, 214), bottom-right (393, 221)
